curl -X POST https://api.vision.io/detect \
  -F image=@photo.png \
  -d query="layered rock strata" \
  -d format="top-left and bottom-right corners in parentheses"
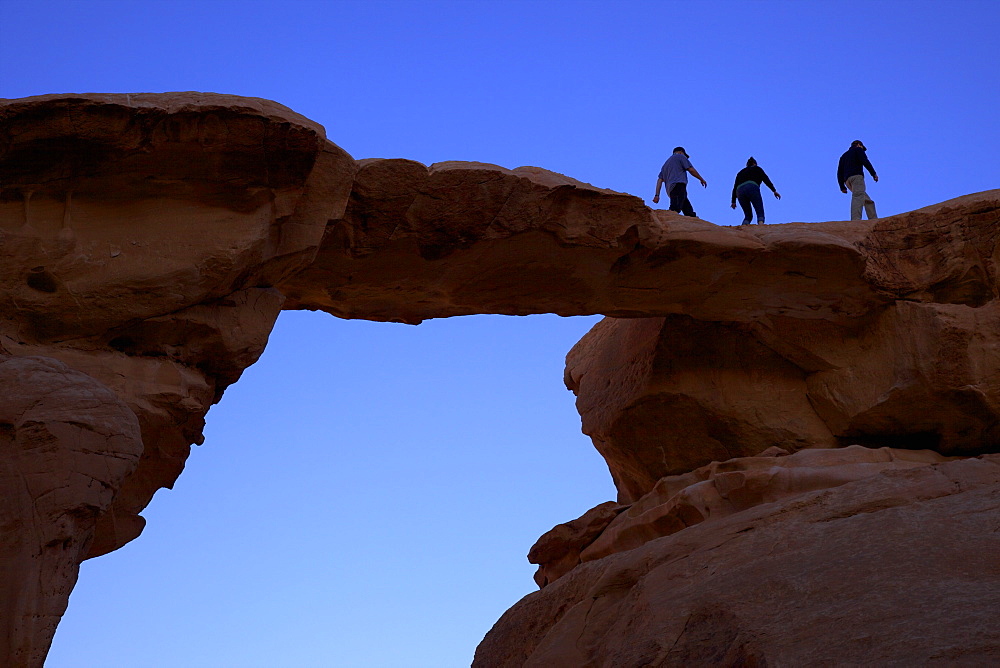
top-left (1, 93), bottom-right (998, 666)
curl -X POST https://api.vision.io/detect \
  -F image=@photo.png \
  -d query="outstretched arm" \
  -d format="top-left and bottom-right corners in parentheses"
top-left (761, 172), bottom-right (781, 199)
top-left (687, 167), bottom-right (707, 187)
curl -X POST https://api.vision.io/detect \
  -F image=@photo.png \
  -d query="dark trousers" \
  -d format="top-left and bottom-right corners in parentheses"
top-left (668, 182), bottom-right (696, 217)
top-left (736, 182), bottom-right (765, 224)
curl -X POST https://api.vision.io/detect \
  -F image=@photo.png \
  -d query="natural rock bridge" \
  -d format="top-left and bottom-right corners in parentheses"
top-left (2, 93), bottom-right (999, 666)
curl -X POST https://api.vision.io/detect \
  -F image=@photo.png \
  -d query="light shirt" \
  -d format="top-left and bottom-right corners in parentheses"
top-left (659, 153), bottom-right (692, 186)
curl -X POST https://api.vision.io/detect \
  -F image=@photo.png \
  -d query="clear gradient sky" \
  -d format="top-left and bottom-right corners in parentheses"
top-left (2, 1), bottom-right (999, 666)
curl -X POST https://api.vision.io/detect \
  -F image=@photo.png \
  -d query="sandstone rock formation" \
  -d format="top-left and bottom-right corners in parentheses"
top-left (567, 301), bottom-right (1000, 504)
top-left (529, 445), bottom-right (954, 588)
top-left (476, 455), bottom-right (1000, 667)
top-left (1, 93), bottom-right (353, 664)
top-left (279, 161), bottom-right (895, 324)
top-left (1, 92), bottom-right (998, 666)
top-left (477, 187), bottom-right (1000, 665)
top-left (0, 355), bottom-right (141, 666)
top-left (565, 315), bottom-right (839, 502)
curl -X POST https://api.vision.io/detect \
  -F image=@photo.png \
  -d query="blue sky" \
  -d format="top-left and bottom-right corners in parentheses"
top-left (3, 1), bottom-right (998, 666)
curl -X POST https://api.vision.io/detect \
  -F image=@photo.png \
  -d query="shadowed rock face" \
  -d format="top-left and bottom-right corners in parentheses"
top-left (1, 94), bottom-right (355, 562)
top-left (1, 93), bottom-right (999, 666)
top-left (279, 158), bottom-right (896, 324)
top-left (0, 354), bottom-right (142, 666)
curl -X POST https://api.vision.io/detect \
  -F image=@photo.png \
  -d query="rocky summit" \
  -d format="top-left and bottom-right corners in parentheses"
top-left (1, 93), bottom-right (998, 667)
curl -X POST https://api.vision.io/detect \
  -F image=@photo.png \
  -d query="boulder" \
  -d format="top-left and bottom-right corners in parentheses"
top-left (477, 455), bottom-right (1000, 667)
top-left (568, 301), bottom-right (1000, 505)
top-left (565, 315), bottom-right (838, 503)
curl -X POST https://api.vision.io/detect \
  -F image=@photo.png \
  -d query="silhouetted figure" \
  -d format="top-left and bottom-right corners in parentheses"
top-left (730, 157), bottom-right (780, 225)
top-left (653, 146), bottom-right (707, 216)
top-left (838, 140), bottom-right (878, 220)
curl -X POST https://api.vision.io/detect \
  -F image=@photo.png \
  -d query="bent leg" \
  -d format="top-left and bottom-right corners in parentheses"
top-left (847, 175), bottom-right (867, 221)
top-left (864, 192), bottom-right (878, 219)
top-left (681, 195), bottom-right (696, 217)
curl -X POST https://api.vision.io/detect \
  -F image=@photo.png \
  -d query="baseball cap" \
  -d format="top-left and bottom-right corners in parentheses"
top-left (852, 140), bottom-right (867, 150)
top-left (673, 146), bottom-right (690, 157)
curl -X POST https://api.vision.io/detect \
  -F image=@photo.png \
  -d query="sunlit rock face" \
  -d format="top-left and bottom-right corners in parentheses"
top-left (527, 445), bottom-right (955, 588)
top-left (476, 455), bottom-right (1000, 667)
top-left (0, 93), bottom-right (353, 339)
top-left (566, 299), bottom-right (1000, 505)
top-left (482, 191), bottom-right (1000, 664)
top-left (1, 93), bottom-right (999, 667)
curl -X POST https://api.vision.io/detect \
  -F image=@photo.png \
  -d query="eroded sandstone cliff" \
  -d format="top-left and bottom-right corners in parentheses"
top-left (1, 93), bottom-right (998, 666)
top-left (0, 93), bottom-right (353, 664)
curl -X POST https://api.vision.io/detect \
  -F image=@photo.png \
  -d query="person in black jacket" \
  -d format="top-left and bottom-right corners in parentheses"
top-left (730, 157), bottom-right (780, 225)
top-left (837, 140), bottom-right (878, 220)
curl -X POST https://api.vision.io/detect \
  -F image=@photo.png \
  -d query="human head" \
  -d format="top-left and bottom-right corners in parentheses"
top-left (673, 146), bottom-right (690, 158)
top-left (852, 140), bottom-right (867, 150)
top-left (746, 156), bottom-right (757, 167)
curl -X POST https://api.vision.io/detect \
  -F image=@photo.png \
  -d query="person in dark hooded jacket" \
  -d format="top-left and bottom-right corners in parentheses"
top-left (730, 157), bottom-right (780, 225)
top-left (837, 140), bottom-right (878, 220)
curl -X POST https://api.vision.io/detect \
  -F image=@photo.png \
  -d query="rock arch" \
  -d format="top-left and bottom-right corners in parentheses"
top-left (2, 94), bottom-right (999, 665)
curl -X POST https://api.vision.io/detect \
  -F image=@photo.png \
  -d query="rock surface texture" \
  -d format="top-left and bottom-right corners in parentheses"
top-left (1, 93), bottom-right (998, 666)
top-left (0, 93), bottom-right (353, 664)
top-left (0, 354), bottom-right (141, 665)
top-left (477, 456), bottom-right (1000, 667)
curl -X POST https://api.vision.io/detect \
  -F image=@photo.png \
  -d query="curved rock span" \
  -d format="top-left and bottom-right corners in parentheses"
top-left (1, 93), bottom-right (998, 666)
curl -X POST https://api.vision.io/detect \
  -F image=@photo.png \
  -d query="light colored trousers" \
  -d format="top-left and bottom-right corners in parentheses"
top-left (846, 174), bottom-right (877, 220)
